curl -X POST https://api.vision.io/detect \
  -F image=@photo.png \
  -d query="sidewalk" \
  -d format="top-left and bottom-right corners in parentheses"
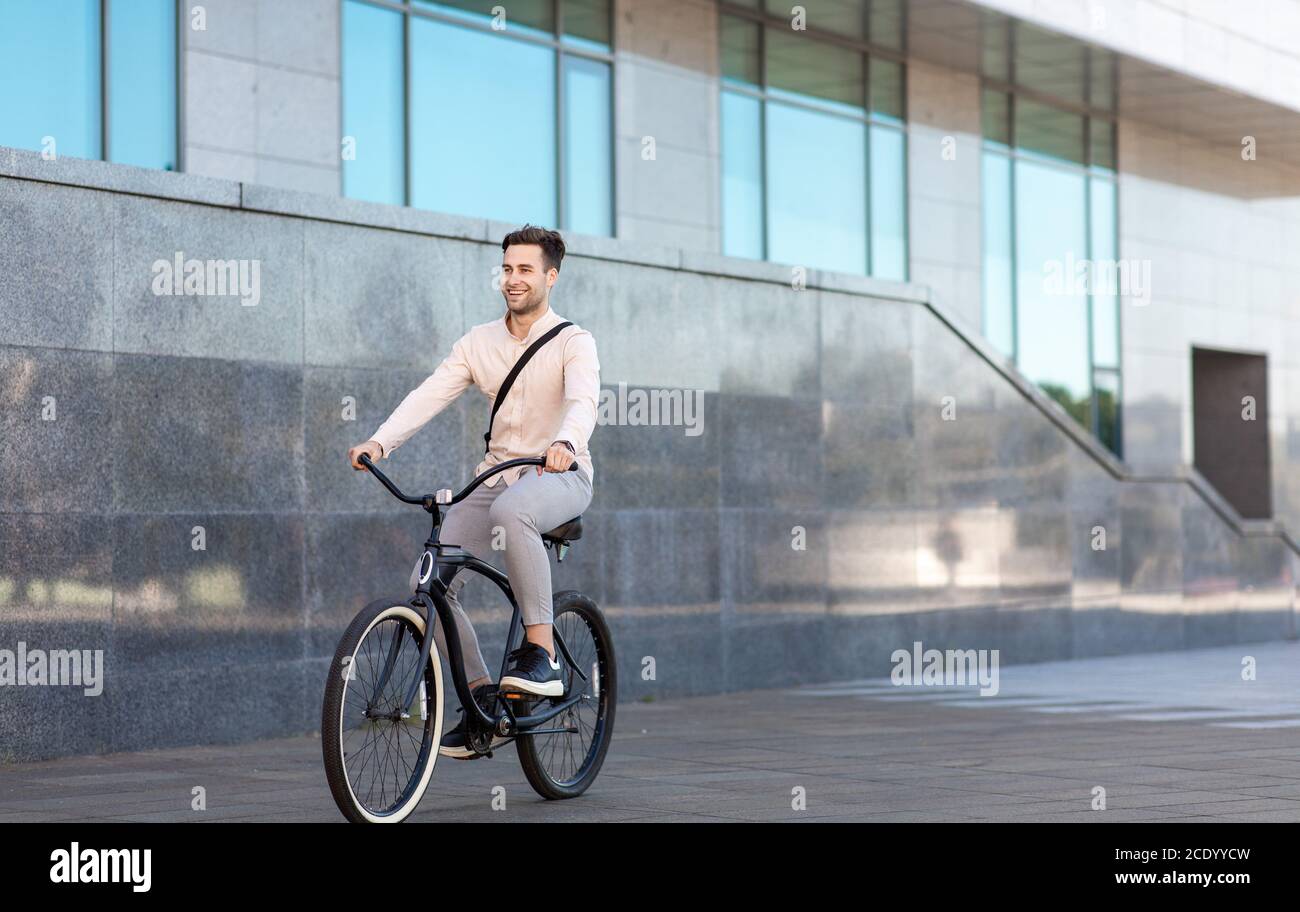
top-left (3, 642), bottom-right (1300, 822)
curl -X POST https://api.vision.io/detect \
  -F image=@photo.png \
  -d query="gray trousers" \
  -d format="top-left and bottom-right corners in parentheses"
top-left (417, 465), bottom-right (593, 684)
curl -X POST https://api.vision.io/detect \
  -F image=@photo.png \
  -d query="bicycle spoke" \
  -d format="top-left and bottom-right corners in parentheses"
top-left (526, 605), bottom-right (608, 789)
top-left (335, 614), bottom-right (436, 816)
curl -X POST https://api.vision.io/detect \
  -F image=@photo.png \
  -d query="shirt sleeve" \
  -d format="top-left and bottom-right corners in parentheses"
top-left (370, 333), bottom-right (475, 458)
top-left (553, 330), bottom-right (601, 451)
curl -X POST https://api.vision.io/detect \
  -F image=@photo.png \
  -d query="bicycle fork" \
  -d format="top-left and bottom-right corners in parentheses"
top-left (367, 622), bottom-right (416, 720)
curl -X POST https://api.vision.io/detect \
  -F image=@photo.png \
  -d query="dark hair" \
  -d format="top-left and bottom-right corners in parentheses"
top-left (501, 224), bottom-right (566, 274)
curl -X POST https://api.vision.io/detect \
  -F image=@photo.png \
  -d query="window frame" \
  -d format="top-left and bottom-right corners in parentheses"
top-left (340, 0), bottom-right (616, 235)
top-left (6, 0), bottom-right (184, 169)
top-left (717, 2), bottom-right (909, 279)
top-left (119, 0), bottom-right (183, 171)
top-left (979, 46), bottom-right (1123, 456)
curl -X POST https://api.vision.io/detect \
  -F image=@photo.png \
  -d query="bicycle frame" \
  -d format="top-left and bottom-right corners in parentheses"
top-left (359, 454), bottom-right (588, 741)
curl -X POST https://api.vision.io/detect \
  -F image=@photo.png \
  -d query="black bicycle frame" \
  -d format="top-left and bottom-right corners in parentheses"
top-left (359, 454), bottom-right (588, 739)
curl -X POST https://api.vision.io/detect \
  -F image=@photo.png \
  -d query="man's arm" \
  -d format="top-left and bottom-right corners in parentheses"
top-left (367, 334), bottom-right (475, 459)
top-left (553, 330), bottom-right (600, 453)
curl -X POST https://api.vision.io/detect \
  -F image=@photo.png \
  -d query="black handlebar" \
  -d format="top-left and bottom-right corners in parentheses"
top-left (357, 453), bottom-right (426, 505)
top-left (357, 452), bottom-right (578, 509)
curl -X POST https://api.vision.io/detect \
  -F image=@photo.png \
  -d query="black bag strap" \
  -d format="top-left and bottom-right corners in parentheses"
top-left (483, 321), bottom-right (573, 453)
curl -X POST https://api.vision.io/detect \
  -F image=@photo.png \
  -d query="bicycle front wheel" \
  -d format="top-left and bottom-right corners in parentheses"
top-left (516, 590), bottom-right (617, 799)
top-left (321, 598), bottom-right (444, 823)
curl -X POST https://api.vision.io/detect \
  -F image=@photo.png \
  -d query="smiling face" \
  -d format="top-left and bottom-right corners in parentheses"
top-left (500, 242), bottom-right (557, 318)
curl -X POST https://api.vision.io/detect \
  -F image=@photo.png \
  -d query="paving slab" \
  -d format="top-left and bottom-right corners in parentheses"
top-left (2, 642), bottom-right (1299, 822)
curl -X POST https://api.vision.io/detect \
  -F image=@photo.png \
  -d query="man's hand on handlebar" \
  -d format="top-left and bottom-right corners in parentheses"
top-left (356, 452), bottom-right (580, 509)
top-left (348, 440), bottom-right (383, 470)
top-left (539, 441), bottom-right (576, 475)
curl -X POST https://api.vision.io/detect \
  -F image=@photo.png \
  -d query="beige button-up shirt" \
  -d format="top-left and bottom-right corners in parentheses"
top-left (370, 307), bottom-right (599, 488)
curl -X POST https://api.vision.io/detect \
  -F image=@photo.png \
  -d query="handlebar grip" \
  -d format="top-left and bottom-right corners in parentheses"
top-left (568, 463), bottom-right (580, 472)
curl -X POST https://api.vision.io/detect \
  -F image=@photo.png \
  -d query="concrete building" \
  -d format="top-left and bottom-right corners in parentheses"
top-left (1, 0), bottom-right (1298, 760)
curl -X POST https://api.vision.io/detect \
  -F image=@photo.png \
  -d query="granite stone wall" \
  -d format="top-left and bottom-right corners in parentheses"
top-left (1, 148), bottom-right (1295, 761)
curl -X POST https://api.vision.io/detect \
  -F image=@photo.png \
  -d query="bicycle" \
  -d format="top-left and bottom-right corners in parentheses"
top-left (321, 453), bottom-right (617, 823)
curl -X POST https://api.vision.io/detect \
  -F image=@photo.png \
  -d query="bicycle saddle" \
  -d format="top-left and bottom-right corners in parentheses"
top-left (542, 516), bottom-right (583, 544)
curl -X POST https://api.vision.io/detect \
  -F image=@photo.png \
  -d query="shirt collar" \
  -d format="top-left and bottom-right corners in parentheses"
top-left (502, 305), bottom-right (563, 345)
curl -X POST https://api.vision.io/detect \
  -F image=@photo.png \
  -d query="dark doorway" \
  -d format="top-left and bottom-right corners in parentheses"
top-left (1190, 346), bottom-right (1271, 519)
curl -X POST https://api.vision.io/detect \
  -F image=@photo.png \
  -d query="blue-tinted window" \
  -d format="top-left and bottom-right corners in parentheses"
top-left (1015, 158), bottom-right (1091, 426)
top-left (342, 0), bottom-right (405, 204)
top-left (765, 101), bottom-right (866, 275)
top-left (1089, 176), bottom-right (1118, 368)
top-left (869, 124), bottom-right (906, 280)
top-left (718, 12), bottom-right (908, 278)
top-left (563, 55), bottom-right (611, 236)
top-left (981, 150), bottom-right (1014, 358)
top-left (108, 0), bottom-right (177, 170)
top-left (0, 1), bottom-right (102, 160)
top-left (410, 16), bottom-right (555, 225)
top-left (0, 1), bottom-right (177, 169)
top-left (981, 86), bottom-right (1122, 455)
top-left (342, 0), bottom-right (612, 235)
top-left (720, 90), bottom-right (763, 260)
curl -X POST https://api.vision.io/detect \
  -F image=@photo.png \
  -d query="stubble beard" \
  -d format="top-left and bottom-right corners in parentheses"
top-left (505, 285), bottom-right (547, 318)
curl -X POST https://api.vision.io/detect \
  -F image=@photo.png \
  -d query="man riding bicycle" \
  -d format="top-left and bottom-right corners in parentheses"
top-left (346, 225), bottom-right (599, 759)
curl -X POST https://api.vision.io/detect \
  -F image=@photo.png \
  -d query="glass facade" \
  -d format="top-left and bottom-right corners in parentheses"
top-left (722, 0), bottom-right (906, 51)
top-left (563, 54), bottom-right (613, 236)
top-left (341, 0), bottom-right (405, 205)
top-left (343, 0), bottom-right (613, 234)
top-left (410, 16), bottom-right (556, 224)
top-left (981, 84), bottom-right (1121, 456)
top-left (0, 0), bottom-right (176, 170)
top-left (719, 10), bottom-right (908, 279)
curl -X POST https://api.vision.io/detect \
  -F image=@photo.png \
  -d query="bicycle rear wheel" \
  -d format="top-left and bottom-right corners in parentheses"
top-left (321, 598), bottom-right (444, 823)
top-left (516, 590), bottom-right (617, 799)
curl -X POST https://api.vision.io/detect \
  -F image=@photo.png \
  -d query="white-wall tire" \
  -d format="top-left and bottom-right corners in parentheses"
top-left (321, 599), bottom-right (444, 823)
